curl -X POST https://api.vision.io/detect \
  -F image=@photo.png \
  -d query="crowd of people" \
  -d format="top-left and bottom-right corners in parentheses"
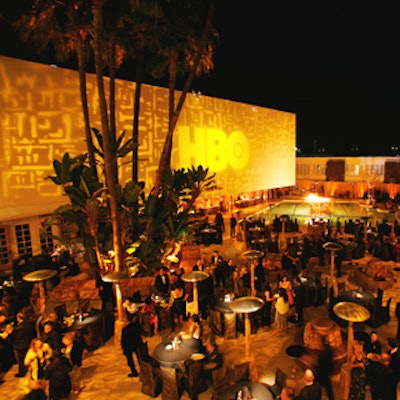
top-left (0, 303), bottom-right (85, 399)
top-left (3, 202), bottom-right (400, 399)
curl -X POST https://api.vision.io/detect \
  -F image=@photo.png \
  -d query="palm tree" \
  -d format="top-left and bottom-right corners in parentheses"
top-left (44, 153), bottom-right (107, 268)
top-left (91, 0), bottom-right (125, 272)
top-left (11, 0), bottom-right (219, 276)
top-left (13, 0), bottom-right (98, 178)
top-left (150, 0), bottom-right (217, 196)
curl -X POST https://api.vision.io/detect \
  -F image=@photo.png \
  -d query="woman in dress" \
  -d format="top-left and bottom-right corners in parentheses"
top-left (169, 285), bottom-right (187, 329)
top-left (279, 275), bottom-right (294, 306)
top-left (62, 330), bottom-right (85, 394)
top-left (348, 342), bottom-right (367, 400)
top-left (274, 288), bottom-right (290, 335)
top-left (24, 338), bottom-right (53, 392)
top-left (140, 296), bottom-right (159, 335)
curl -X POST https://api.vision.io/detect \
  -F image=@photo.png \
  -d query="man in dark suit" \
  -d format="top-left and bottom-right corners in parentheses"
top-left (42, 320), bottom-right (63, 355)
top-left (11, 311), bottom-right (36, 377)
top-left (295, 369), bottom-right (322, 400)
top-left (121, 317), bottom-right (144, 377)
top-left (154, 267), bottom-right (170, 297)
top-left (366, 352), bottom-right (397, 400)
top-left (386, 337), bottom-right (400, 384)
top-left (210, 250), bottom-right (224, 289)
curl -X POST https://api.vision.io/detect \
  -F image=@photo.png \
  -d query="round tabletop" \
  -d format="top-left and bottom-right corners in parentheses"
top-left (23, 269), bottom-right (57, 282)
top-left (323, 241), bottom-right (344, 252)
top-left (216, 299), bottom-right (236, 314)
top-left (230, 296), bottom-right (265, 314)
top-left (102, 271), bottom-right (130, 282)
top-left (333, 301), bottom-right (371, 323)
top-left (215, 381), bottom-right (273, 400)
top-left (153, 337), bottom-right (200, 367)
top-left (341, 290), bottom-right (375, 307)
top-left (72, 309), bottom-right (104, 329)
top-left (181, 271), bottom-right (209, 283)
top-left (242, 250), bottom-right (264, 259)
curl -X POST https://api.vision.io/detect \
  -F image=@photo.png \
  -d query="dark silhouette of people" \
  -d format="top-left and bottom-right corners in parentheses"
top-left (229, 214), bottom-right (237, 238)
top-left (315, 343), bottom-right (334, 400)
top-left (396, 302), bottom-right (400, 340)
top-left (365, 352), bottom-right (397, 400)
top-left (296, 369), bottom-right (322, 400)
top-left (121, 317), bottom-right (143, 377)
top-left (154, 267), bottom-right (170, 297)
top-left (293, 277), bottom-right (306, 323)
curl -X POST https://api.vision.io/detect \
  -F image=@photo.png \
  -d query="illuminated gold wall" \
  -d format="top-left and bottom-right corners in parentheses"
top-left (172, 98), bottom-right (296, 194)
top-left (0, 55), bottom-right (296, 221)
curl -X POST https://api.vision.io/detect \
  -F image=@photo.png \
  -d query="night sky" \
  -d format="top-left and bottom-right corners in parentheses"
top-left (1, 1), bottom-right (400, 156)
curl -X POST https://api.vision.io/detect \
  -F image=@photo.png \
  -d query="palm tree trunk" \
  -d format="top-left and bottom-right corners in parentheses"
top-left (108, 32), bottom-right (117, 179)
top-left (76, 40), bottom-right (98, 179)
top-left (132, 52), bottom-right (144, 183)
top-left (92, 0), bottom-right (124, 275)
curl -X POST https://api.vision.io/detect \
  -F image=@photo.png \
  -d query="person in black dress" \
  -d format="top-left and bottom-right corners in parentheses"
top-left (44, 352), bottom-right (72, 400)
top-left (293, 277), bottom-right (306, 323)
top-left (121, 317), bottom-right (144, 377)
top-left (169, 285), bottom-right (187, 329)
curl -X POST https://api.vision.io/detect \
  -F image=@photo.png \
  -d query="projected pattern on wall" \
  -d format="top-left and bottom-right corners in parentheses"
top-left (173, 96), bottom-right (295, 194)
top-left (0, 56), bottom-right (295, 218)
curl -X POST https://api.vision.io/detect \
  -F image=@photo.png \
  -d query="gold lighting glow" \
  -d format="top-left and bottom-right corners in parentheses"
top-left (305, 193), bottom-right (331, 203)
top-left (0, 55), bottom-right (296, 221)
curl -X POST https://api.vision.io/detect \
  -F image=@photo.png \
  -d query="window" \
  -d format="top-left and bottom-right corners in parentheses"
top-left (40, 223), bottom-right (54, 253)
top-left (15, 223), bottom-right (32, 256)
top-left (0, 227), bottom-right (10, 266)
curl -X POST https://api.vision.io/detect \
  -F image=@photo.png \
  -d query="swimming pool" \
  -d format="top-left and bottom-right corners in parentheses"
top-left (250, 199), bottom-right (372, 225)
